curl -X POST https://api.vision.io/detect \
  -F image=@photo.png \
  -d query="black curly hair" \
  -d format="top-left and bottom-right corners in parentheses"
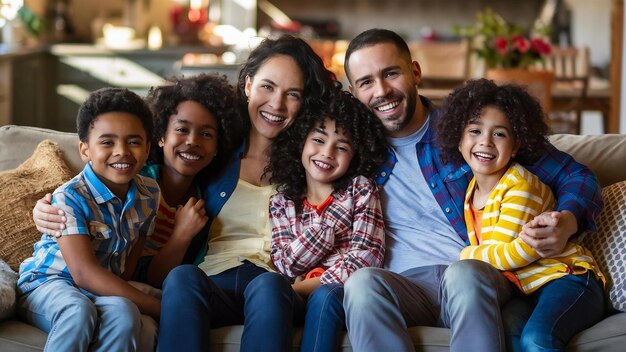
top-left (145, 73), bottom-right (244, 182)
top-left (236, 34), bottom-right (337, 133)
top-left (436, 78), bottom-right (551, 166)
top-left (267, 89), bottom-right (388, 211)
top-left (77, 87), bottom-right (153, 142)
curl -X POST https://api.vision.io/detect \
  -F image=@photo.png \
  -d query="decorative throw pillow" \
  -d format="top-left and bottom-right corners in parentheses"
top-left (0, 259), bottom-right (18, 321)
top-left (0, 140), bottom-right (73, 271)
top-left (581, 180), bottom-right (626, 312)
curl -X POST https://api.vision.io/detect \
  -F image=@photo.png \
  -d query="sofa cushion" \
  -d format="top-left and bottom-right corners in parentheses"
top-left (0, 260), bottom-right (18, 322)
top-left (549, 134), bottom-right (626, 187)
top-left (0, 125), bottom-right (82, 175)
top-left (0, 140), bottom-right (73, 271)
top-left (581, 180), bottom-right (626, 312)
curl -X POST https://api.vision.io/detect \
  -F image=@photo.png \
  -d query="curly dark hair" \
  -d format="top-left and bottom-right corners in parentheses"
top-left (267, 89), bottom-right (388, 211)
top-left (145, 73), bottom-right (244, 182)
top-left (344, 28), bottom-right (412, 83)
top-left (436, 78), bottom-right (551, 166)
top-left (236, 34), bottom-right (337, 133)
top-left (77, 87), bottom-right (153, 142)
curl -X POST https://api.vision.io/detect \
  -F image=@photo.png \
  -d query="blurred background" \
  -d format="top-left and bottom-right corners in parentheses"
top-left (0, 0), bottom-right (623, 135)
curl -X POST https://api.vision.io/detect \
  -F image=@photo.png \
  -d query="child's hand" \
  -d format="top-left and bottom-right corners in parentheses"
top-left (173, 197), bottom-right (208, 240)
top-left (291, 276), bottom-right (321, 298)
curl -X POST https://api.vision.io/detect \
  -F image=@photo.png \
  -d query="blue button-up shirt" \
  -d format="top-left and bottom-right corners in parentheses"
top-left (18, 163), bottom-right (159, 294)
top-left (375, 97), bottom-right (603, 244)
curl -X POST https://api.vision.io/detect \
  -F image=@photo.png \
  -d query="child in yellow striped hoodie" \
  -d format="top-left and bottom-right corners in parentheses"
top-left (436, 78), bottom-right (605, 351)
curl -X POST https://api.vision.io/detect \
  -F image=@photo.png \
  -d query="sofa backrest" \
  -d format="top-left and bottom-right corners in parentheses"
top-left (549, 133), bottom-right (626, 187)
top-left (1, 125), bottom-right (625, 187)
top-left (0, 125), bottom-right (82, 175)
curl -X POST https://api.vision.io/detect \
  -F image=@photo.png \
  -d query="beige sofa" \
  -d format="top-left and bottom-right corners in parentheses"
top-left (0, 125), bottom-right (625, 351)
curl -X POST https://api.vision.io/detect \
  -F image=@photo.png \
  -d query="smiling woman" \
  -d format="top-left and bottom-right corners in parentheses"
top-left (153, 34), bottom-right (337, 352)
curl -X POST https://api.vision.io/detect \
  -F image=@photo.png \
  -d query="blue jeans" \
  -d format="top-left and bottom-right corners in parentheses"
top-left (344, 260), bottom-right (514, 352)
top-left (300, 283), bottom-right (345, 352)
top-left (503, 271), bottom-right (605, 352)
top-left (17, 279), bottom-right (142, 352)
top-left (158, 263), bottom-right (305, 352)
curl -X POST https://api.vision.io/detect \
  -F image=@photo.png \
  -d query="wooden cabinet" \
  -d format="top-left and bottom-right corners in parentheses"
top-left (0, 60), bottom-right (10, 126)
top-left (1, 44), bottom-right (230, 131)
top-left (0, 48), bottom-right (56, 129)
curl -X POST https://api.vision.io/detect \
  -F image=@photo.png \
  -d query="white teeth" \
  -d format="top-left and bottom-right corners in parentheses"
top-left (261, 111), bottom-right (286, 122)
top-left (474, 152), bottom-right (495, 160)
top-left (179, 152), bottom-right (200, 161)
top-left (313, 160), bottom-right (332, 169)
top-left (111, 163), bottom-right (131, 169)
top-left (376, 101), bottom-right (400, 112)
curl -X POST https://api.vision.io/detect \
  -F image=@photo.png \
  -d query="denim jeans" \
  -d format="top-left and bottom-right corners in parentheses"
top-left (17, 279), bottom-right (142, 352)
top-left (504, 271), bottom-right (605, 352)
top-left (344, 260), bottom-right (514, 352)
top-left (158, 262), bottom-right (304, 352)
top-left (300, 283), bottom-right (345, 352)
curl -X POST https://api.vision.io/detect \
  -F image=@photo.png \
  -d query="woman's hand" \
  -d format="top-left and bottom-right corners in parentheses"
top-left (33, 193), bottom-right (67, 237)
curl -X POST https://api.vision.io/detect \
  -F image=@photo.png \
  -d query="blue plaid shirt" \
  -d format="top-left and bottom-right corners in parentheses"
top-left (17, 162), bottom-right (160, 295)
top-left (375, 97), bottom-right (603, 244)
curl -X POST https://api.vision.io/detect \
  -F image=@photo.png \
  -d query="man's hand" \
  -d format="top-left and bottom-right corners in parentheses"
top-left (33, 193), bottom-right (66, 238)
top-left (519, 210), bottom-right (577, 258)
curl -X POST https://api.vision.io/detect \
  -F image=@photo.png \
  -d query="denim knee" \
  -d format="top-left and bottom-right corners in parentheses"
top-left (104, 297), bottom-right (142, 332)
top-left (163, 264), bottom-right (207, 289)
top-left (441, 260), bottom-right (495, 299)
top-left (245, 271), bottom-right (292, 303)
top-left (308, 283), bottom-right (343, 307)
top-left (344, 267), bottom-right (386, 307)
top-left (520, 326), bottom-right (555, 352)
top-left (60, 297), bottom-right (98, 332)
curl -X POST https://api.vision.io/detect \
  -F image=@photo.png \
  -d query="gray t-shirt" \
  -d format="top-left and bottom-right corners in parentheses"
top-left (381, 118), bottom-right (465, 273)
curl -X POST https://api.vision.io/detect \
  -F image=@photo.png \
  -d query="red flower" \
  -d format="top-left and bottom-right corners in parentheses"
top-left (513, 36), bottom-right (531, 53)
top-left (494, 37), bottom-right (508, 55)
top-left (530, 38), bottom-right (552, 55)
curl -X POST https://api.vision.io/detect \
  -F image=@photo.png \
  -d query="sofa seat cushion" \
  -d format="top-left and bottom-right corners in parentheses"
top-left (0, 260), bottom-right (18, 321)
top-left (0, 140), bottom-right (73, 271)
top-left (581, 180), bottom-right (626, 312)
top-left (0, 319), bottom-right (47, 351)
top-left (568, 312), bottom-right (626, 351)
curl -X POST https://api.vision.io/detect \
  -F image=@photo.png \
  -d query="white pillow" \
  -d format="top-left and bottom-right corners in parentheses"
top-left (581, 180), bottom-right (626, 312)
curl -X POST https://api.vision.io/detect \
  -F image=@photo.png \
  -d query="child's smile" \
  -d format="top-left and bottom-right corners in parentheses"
top-left (301, 118), bottom-right (354, 201)
top-left (459, 106), bottom-right (520, 186)
top-left (79, 112), bottom-right (150, 199)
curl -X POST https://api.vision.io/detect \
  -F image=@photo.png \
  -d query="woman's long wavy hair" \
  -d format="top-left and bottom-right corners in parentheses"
top-left (267, 89), bottom-right (388, 212)
top-left (436, 78), bottom-right (551, 166)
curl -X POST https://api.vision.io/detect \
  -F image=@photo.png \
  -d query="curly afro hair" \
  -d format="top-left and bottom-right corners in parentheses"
top-left (267, 89), bottom-right (388, 211)
top-left (77, 87), bottom-right (153, 142)
top-left (436, 78), bottom-right (551, 166)
top-left (145, 73), bottom-right (244, 182)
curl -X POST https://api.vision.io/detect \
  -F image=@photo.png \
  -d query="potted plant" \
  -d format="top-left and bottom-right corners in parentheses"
top-left (455, 8), bottom-right (555, 112)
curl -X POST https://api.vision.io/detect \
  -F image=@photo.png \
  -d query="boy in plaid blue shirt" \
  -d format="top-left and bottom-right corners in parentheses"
top-left (17, 88), bottom-right (161, 352)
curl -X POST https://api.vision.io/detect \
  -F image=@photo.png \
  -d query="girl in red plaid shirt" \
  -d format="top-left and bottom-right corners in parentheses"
top-left (267, 89), bottom-right (388, 352)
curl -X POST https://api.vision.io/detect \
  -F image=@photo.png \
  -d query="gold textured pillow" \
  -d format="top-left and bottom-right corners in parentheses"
top-left (0, 140), bottom-right (73, 271)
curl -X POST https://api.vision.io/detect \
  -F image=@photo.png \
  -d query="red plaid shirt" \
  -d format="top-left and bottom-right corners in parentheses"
top-left (270, 176), bottom-right (385, 284)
